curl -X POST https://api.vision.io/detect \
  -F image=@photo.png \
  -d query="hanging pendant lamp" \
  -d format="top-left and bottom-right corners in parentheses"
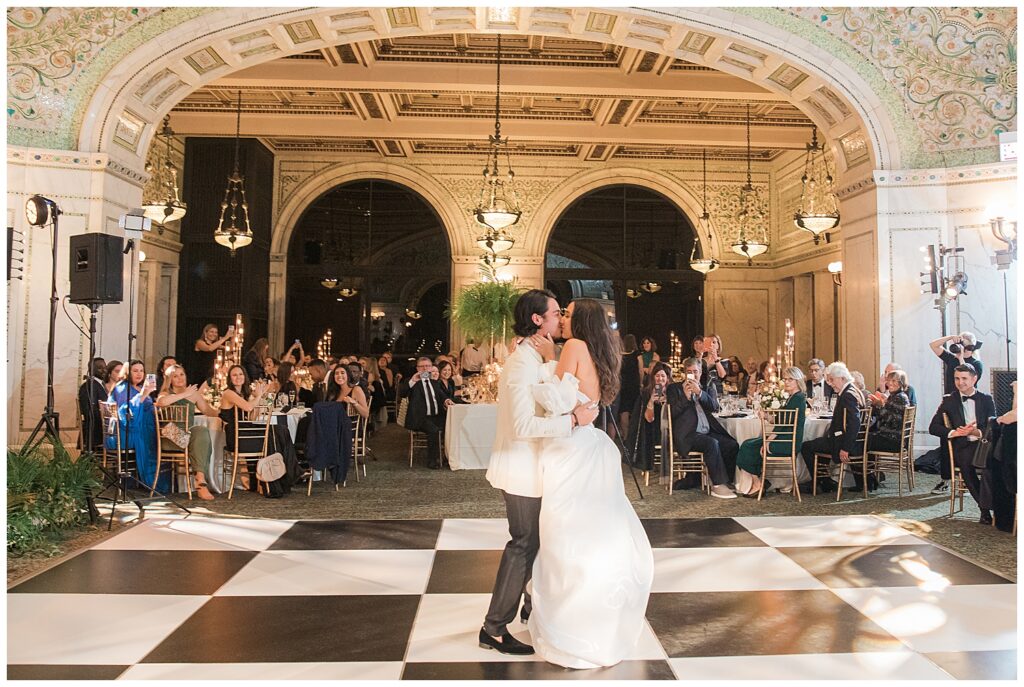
top-left (690, 147), bottom-right (720, 274)
top-left (730, 104), bottom-right (769, 265)
top-left (214, 91), bottom-right (253, 256)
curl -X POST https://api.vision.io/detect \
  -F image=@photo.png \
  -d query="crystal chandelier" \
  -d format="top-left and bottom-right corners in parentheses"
top-left (214, 91), bottom-right (253, 256)
top-left (793, 127), bottom-right (840, 244)
top-left (690, 148), bottom-right (720, 274)
top-left (730, 104), bottom-right (769, 265)
top-left (474, 35), bottom-right (520, 257)
top-left (142, 116), bottom-right (187, 231)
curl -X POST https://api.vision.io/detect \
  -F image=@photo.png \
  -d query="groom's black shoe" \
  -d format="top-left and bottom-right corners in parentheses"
top-left (520, 606), bottom-right (531, 623)
top-left (478, 629), bottom-right (535, 655)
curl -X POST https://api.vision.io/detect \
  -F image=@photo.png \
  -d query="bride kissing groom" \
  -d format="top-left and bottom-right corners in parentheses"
top-left (479, 289), bottom-right (654, 669)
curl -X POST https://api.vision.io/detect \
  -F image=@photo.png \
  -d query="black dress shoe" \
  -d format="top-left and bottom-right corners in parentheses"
top-left (478, 629), bottom-right (535, 655)
top-left (820, 477), bottom-right (839, 493)
top-left (428, 461), bottom-right (440, 470)
top-left (520, 606), bottom-right (530, 623)
top-left (979, 510), bottom-right (993, 526)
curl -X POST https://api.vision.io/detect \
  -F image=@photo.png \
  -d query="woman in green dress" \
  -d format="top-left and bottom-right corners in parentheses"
top-left (638, 336), bottom-right (660, 386)
top-left (155, 365), bottom-right (221, 500)
top-left (736, 366), bottom-right (807, 497)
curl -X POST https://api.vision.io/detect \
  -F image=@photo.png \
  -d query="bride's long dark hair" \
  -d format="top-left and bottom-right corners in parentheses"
top-left (568, 299), bottom-right (621, 406)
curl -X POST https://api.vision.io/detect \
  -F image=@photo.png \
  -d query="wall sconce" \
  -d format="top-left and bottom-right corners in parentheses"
top-left (989, 214), bottom-right (1017, 269)
top-left (827, 260), bottom-right (843, 286)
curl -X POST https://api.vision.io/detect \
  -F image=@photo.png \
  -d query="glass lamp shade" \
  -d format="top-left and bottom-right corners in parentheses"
top-left (142, 200), bottom-right (187, 225)
top-left (337, 287), bottom-right (359, 298)
top-left (476, 207), bottom-right (520, 231)
top-left (405, 308), bottom-right (422, 320)
top-left (481, 253), bottom-right (511, 268)
top-left (320, 278), bottom-right (339, 289)
top-left (214, 228), bottom-right (253, 251)
top-left (731, 239), bottom-right (769, 259)
top-left (625, 288), bottom-right (642, 299)
top-left (794, 212), bottom-right (840, 237)
top-left (690, 257), bottom-right (720, 274)
top-left (476, 231), bottom-right (515, 254)
top-left (641, 281), bottom-right (662, 293)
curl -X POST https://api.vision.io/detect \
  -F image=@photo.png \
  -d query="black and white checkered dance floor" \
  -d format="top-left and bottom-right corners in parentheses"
top-left (7, 514), bottom-right (1016, 680)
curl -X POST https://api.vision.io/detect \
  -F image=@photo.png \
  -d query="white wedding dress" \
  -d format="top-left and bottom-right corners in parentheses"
top-left (527, 371), bottom-right (654, 669)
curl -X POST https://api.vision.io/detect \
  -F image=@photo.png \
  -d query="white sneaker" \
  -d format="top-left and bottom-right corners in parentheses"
top-left (711, 484), bottom-right (737, 499)
top-left (931, 481), bottom-right (949, 495)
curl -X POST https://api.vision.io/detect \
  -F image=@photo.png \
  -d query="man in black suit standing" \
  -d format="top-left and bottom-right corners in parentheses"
top-left (406, 356), bottom-right (454, 469)
top-left (666, 357), bottom-right (737, 499)
top-left (800, 361), bottom-right (867, 492)
top-left (805, 358), bottom-right (836, 404)
top-left (77, 357), bottom-right (107, 452)
top-left (928, 364), bottom-right (996, 524)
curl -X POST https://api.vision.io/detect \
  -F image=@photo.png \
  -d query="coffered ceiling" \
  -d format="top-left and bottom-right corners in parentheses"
top-left (169, 33), bottom-right (816, 161)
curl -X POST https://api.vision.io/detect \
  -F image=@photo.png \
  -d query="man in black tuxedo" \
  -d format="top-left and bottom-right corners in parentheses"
top-left (666, 357), bottom-right (737, 499)
top-left (77, 357), bottom-right (107, 452)
top-left (928, 364), bottom-right (996, 524)
top-left (406, 356), bottom-right (454, 469)
top-left (299, 359), bottom-right (329, 407)
top-left (805, 358), bottom-right (836, 403)
top-left (800, 361), bottom-right (867, 492)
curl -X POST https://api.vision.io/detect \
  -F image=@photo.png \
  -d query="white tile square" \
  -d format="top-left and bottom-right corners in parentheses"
top-left (735, 515), bottom-right (921, 548)
top-left (407, 593), bottom-right (664, 663)
top-left (668, 652), bottom-right (954, 680)
top-left (832, 584), bottom-right (1017, 653)
top-left (652, 547), bottom-right (827, 592)
top-left (94, 516), bottom-right (295, 551)
top-left (119, 661), bottom-right (404, 680)
top-left (7, 594), bottom-right (208, 665)
top-left (214, 549), bottom-right (435, 596)
top-left (436, 518), bottom-right (512, 550)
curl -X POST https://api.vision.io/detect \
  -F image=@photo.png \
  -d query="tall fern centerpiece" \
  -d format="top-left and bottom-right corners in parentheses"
top-left (448, 276), bottom-right (523, 402)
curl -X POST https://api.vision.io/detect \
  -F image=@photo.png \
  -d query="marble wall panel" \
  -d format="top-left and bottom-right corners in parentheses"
top-left (710, 287), bottom-right (771, 363)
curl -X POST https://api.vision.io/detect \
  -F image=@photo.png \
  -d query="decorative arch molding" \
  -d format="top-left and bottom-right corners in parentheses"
top-left (530, 166), bottom-right (714, 260)
top-left (65, 7), bottom-right (919, 170)
top-left (272, 161), bottom-right (462, 257)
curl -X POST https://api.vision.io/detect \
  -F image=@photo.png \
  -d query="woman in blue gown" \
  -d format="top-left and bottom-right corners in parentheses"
top-left (107, 359), bottom-right (167, 492)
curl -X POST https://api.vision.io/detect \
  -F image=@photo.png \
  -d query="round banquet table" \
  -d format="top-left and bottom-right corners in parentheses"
top-left (444, 403), bottom-right (498, 470)
top-left (716, 413), bottom-right (833, 493)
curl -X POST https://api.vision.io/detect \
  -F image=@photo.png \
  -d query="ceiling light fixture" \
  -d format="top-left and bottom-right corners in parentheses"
top-left (690, 147), bottom-right (720, 274)
top-left (213, 90), bottom-right (253, 256)
top-left (141, 115), bottom-right (187, 232)
top-left (730, 104), bottom-right (769, 265)
top-left (794, 127), bottom-right (840, 244)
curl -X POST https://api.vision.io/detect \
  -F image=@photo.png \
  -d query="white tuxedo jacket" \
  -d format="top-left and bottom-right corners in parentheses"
top-left (486, 343), bottom-right (572, 498)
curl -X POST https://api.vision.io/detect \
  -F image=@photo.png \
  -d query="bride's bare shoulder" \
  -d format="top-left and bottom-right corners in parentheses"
top-left (562, 338), bottom-right (589, 355)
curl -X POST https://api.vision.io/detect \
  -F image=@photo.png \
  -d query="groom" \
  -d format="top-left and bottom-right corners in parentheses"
top-left (479, 289), bottom-right (600, 655)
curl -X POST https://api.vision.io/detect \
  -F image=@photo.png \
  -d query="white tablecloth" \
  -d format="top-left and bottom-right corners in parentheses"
top-left (444, 403), bottom-right (498, 470)
top-left (717, 414), bottom-right (832, 493)
top-left (195, 410), bottom-right (305, 493)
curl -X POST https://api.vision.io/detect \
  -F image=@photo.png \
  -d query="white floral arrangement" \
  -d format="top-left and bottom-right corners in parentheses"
top-left (202, 383), bottom-right (222, 410)
top-left (758, 378), bottom-right (790, 411)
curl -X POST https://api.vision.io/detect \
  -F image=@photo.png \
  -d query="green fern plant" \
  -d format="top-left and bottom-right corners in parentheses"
top-left (447, 274), bottom-right (524, 346)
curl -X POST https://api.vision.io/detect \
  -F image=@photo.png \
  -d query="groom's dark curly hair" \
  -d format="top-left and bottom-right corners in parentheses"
top-left (513, 288), bottom-right (557, 337)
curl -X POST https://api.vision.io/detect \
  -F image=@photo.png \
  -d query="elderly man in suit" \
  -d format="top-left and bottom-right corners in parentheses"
top-left (405, 356), bottom-right (454, 469)
top-left (800, 361), bottom-right (867, 493)
top-left (666, 357), bottom-right (738, 499)
top-left (805, 358), bottom-right (836, 404)
top-left (929, 364), bottom-right (996, 524)
top-left (480, 289), bottom-right (599, 656)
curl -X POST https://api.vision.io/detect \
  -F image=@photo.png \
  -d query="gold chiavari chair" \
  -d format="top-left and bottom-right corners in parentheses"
top-left (835, 406), bottom-right (874, 501)
top-left (397, 397), bottom-right (428, 467)
top-left (153, 404), bottom-right (194, 499)
top-left (663, 407), bottom-right (710, 496)
top-left (757, 407), bottom-right (801, 502)
top-left (225, 405), bottom-right (272, 499)
top-left (868, 405), bottom-right (917, 497)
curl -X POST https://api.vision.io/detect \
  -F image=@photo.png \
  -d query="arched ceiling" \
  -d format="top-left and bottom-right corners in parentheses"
top-left (168, 33), bottom-right (815, 163)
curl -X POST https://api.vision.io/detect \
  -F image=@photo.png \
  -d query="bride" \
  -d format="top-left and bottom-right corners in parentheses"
top-left (528, 298), bottom-right (654, 669)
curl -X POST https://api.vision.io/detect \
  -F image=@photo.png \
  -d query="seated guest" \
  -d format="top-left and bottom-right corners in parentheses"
top-left (243, 338), bottom-right (270, 382)
top-left (156, 365), bottom-right (219, 501)
top-left (928, 364), bottom-right (996, 524)
top-left (328, 364), bottom-right (370, 421)
top-left (875, 362), bottom-right (917, 406)
top-left (747, 360), bottom-right (776, 400)
top-left (436, 360), bottom-right (466, 402)
top-left (989, 381), bottom-right (1017, 532)
top-left (723, 356), bottom-right (747, 395)
top-left (299, 359), bottom-right (329, 406)
top-left (868, 369), bottom-right (912, 453)
top-left (627, 361), bottom-right (672, 472)
top-left (77, 357), bottom-right (107, 452)
top-left (851, 370), bottom-right (867, 392)
top-left (360, 356), bottom-right (388, 427)
top-left (805, 358), bottom-right (835, 403)
top-left (154, 356), bottom-right (178, 398)
top-left (800, 362), bottom-right (867, 493)
top-left (108, 360), bottom-right (163, 492)
top-left (104, 359), bottom-right (124, 396)
top-left (263, 356), bottom-right (280, 384)
top-left (346, 362), bottom-right (370, 398)
top-left (740, 356), bottom-right (759, 396)
top-left (275, 361), bottom-right (299, 401)
top-left (405, 356), bottom-right (454, 469)
top-left (736, 367), bottom-right (806, 496)
top-left (666, 357), bottom-right (737, 499)
top-left (219, 364), bottom-right (270, 491)
top-left (376, 354), bottom-right (395, 404)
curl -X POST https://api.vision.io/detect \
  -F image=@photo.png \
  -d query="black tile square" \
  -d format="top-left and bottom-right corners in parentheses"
top-left (7, 550), bottom-right (256, 595)
top-left (426, 550), bottom-right (503, 593)
top-left (142, 595), bottom-right (420, 663)
top-left (778, 544), bottom-right (1013, 588)
top-left (269, 519), bottom-right (442, 550)
top-left (641, 518), bottom-right (767, 548)
top-left (925, 649), bottom-right (1017, 680)
top-left (401, 660), bottom-right (676, 680)
top-left (7, 665), bottom-right (129, 680)
top-left (646, 590), bottom-right (901, 657)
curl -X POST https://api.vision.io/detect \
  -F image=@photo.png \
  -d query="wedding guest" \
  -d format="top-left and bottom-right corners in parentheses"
top-left (280, 339), bottom-right (306, 368)
top-left (618, 333), bottom-right (641, 437)
top-left (275, 361), bottom-right (299, 402)
top-left (219, 364), bottom-right (270, 491)
top-left (154, 356), bottom-right (178, 398)
top-left (104, 360), bottom-right (125, 396)
top-left (990, 381), bottom-right (1017, 532)
top-left (77, 357), bottom-right (107, 452)
top-left (263, 356), bottom-right (280, 383)
top-left (377, 354), bottom-right (395, 402)
top-left (437, 360), bottom-right (465, 402)
top-left (741, 356), bottom-right (759, 395)
top-left (747, 360), bottom-right (776, 399)
top-left (867, 369), bottom-right (912, 453)
top-left (405, 356), bottom-right (454, 469)
top-left (800, 362), bottom-right (867, 493)
top-left (851, 370), bottom-right (867, 392)
top-left (361, 355), bottom-right (389, 426)
top-left (930, 332), bottom-right (984, 395)
top-left (328, 364), bottom-right (370, 420)
top-left (346, 362), bottom-right (370, 399)
top-left (243, 338), bottom-right (270, 382)
top-left (192, 323), bottom-right (233, 384)
top-left (875, 362), bottom-right (918, 406)
top-left (627, 361), bottom-right (672, 472)
top-left (461, 338), bottom-right (487, 377)
top-left (299, 358), bottom-right (329, 406)
top-left (805, 358), bottom-right (835, 403)
top-left (736, 367), bottom-right (806, 497)
top-left (724, 356), bottom-right (747, 395)
top-left (702, 334), bottom-right (727, 393)
top-left (639, 336), bottom-right (660, 384)
top-left (108, 359), bottom-right (164, 492)
top-left (156, 365), bottom-right (219, 501)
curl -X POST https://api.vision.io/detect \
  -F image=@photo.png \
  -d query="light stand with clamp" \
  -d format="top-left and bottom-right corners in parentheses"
top-left (602, 405), bottom-right (644, 500)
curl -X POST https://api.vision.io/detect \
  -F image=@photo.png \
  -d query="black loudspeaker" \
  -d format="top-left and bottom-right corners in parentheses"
top-left (69, 233), bottom-right (123, 304)
top-left (990, 368), bottom-right (1017, 416)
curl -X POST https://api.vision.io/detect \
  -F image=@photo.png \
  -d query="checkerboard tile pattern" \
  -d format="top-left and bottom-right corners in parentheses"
top-left (7, 515), bottom-right (1016, 680)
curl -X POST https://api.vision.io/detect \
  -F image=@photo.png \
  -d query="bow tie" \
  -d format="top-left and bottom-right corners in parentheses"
top-left (961, 395), bottom-right (975, 403)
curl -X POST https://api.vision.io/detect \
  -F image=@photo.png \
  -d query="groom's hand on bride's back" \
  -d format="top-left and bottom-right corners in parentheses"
top-left (573, 402), bottom-right (600, 426)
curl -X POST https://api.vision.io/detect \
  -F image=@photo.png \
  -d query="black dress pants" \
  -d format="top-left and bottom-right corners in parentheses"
top-left (484, 490), bottom-right (541, 637)
top-left (801, 435), bottom-right (836, 477)
top-left (419, 416), bottom-right (444, 466)
top-left (688, 431), bottom-right (737, 485)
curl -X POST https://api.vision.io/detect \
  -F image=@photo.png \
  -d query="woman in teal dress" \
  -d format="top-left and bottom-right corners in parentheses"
top-left (736, 367), bottom-right (807, 496)
top-left (107, 359), bottom-right (166, 492)
top-left (638, 336), bottom-right (660, 386)
top-left (156, 365), bottom-right (220, 500)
